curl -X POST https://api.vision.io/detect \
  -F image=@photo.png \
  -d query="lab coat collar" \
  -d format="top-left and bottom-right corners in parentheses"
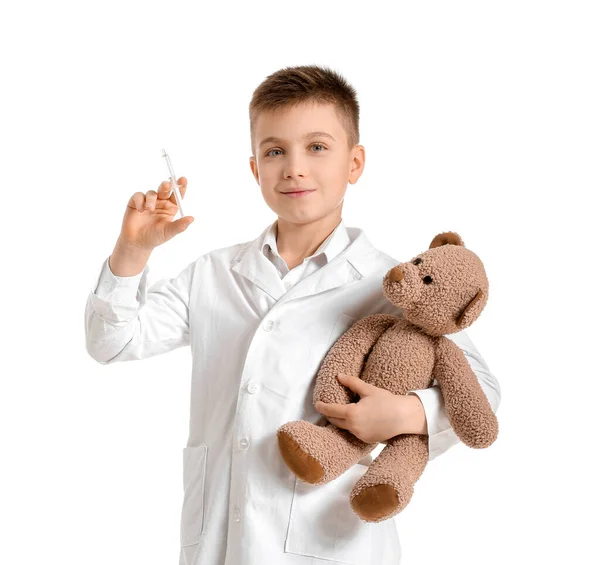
top-left (231, 221), bottom-right (385, 304)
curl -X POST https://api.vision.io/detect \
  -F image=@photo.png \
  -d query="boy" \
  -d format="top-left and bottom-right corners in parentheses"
top-left (85, 65), bottom-right (500, 565)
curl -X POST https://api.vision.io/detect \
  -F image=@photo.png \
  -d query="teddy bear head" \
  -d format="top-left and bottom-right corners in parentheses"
top-left (382, 232), bottom-right (489, 337)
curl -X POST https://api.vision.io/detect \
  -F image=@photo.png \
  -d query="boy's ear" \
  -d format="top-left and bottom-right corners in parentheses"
top-left (348, 145), bottom-right (366, 185)
top-left (249, 156), bottom-right (259, 184)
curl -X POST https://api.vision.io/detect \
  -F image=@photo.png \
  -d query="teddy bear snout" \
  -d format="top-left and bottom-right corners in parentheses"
top-left (389, 266), bottom-right (404, 282)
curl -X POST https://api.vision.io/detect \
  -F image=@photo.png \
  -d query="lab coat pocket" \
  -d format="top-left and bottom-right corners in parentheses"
top-left (284, 462), bottom-right (372, 564)
top-left (180, 445), bottom-right (208, 547)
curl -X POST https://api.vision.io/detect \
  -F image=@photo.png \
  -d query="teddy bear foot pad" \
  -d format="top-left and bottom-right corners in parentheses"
top-left (350, 483), bottom-right (405, 522)
top-left (278, 431), bottom-right (325, 484)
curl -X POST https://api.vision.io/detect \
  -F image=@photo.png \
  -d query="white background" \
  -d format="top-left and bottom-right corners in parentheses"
top-left (1, 1), bottom-right (598, 564)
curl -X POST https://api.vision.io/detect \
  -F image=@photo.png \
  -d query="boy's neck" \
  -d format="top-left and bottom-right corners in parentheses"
top-left (275, 212), bottom-right (343, 271)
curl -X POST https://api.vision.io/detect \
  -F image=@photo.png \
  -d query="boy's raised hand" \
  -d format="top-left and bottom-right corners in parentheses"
top-left (119, 177), bottom-right (195, 250)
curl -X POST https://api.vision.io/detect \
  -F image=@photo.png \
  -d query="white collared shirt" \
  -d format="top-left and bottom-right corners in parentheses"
top-left (85, 220), bottom-right (501, 565)
top-left (261, 218), bottom-right (351, 283)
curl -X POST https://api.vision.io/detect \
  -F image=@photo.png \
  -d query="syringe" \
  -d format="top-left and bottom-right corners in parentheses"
top-left (161, 148), bottom-right (185, 218)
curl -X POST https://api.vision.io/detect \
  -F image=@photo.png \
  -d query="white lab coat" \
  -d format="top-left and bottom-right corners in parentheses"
top-left (85, 221), bottom-right (500, 565)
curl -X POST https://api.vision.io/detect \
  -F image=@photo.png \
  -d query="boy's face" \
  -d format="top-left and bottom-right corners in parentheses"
top-left (249, 101), bottom-right (365, 227)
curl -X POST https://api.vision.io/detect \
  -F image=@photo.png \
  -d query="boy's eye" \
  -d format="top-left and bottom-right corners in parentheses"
top-left (265, 143), bottom-right (327, 157)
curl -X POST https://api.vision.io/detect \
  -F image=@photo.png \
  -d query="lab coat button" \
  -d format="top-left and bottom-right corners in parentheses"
top-left (263, 320), bottom-right (275, 332)
top-left (247, 381), bottom-right (260, 394)
top-left (284, 281), bottom-right (292, 290)
top-left (233, 506), bottom-right (241, 522)
top-left (239, 437), bottom-right (250, 450)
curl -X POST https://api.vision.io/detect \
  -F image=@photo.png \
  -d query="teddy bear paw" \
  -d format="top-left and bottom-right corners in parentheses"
top-left (350, 482), bottom-right (413, 522)
top-left (277, 429), bottom-right (325, 484)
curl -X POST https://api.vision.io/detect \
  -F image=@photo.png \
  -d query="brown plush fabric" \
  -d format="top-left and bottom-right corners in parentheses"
top-left (277, 231), bottom-right (499, 523)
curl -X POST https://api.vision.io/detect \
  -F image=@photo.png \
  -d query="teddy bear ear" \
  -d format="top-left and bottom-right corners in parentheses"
top-left (429, 231), bottom-right (465, 249)
top-left (456, 289), bottom-right (487, 330)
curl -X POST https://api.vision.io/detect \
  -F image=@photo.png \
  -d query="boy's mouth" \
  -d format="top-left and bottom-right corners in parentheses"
top-left (281, 187), bottom-right (315, 193)
top-left (281, 190), bottom-right (316, 198)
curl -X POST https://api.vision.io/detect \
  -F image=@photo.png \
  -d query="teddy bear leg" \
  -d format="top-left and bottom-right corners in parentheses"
top-left (277, 420), bottom-right (376, 485)
top-left (349, 434), bottom-right (428, 522)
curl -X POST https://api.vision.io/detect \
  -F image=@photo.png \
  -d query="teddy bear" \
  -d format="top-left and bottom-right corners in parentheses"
top-left (277, 231), bottom-right (499, 523)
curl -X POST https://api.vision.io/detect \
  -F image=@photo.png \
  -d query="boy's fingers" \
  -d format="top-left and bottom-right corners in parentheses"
top-left (145, 190), bottom-right (158, 209)
top-left (166, 216), bottom-right (193, 239)
top-left (157, 181), bottom-right (171, 199)
top-left (168, 177), bottom-right (187, 206)
top-left (176, 176), bottom-right (187, 199)
top-left (326, 417), bottom-right (348, 429)
top-left (131, 192), bottom-right (145, 211)
top-left (315, 401), bottom-right (348, 419)
top-left (158, 177), bottom-right (187, 204)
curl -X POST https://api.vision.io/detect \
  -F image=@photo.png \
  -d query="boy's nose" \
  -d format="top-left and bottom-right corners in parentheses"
top-left (283, 156), bottom-right (308, 178)
top-left (285, 167), bottom-right (306, 179)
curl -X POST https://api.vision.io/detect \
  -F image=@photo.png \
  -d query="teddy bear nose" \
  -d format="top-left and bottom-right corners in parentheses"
top-left (389, 266), bottom-right (404, 282)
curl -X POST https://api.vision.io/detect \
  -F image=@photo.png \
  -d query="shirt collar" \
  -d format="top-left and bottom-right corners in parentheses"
top-left (261, 218), bottom-right (350, 265)
top-left (232, 222), bottom-right (385, 284)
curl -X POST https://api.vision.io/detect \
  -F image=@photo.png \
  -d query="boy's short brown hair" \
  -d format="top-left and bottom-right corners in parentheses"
top-left (249, 64), bottom-right (360, 155)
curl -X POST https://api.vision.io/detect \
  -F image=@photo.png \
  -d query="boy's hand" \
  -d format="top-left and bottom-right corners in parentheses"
top-left (119, 177), bottom-right (194, 250)
top-left (315, 375), bottom-right (428, 443)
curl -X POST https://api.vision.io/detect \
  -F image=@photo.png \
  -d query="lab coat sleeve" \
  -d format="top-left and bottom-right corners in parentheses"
top-left (84, 255), bottom-right (195, 364)
top-left (407, 329), bottom-right (501, 461)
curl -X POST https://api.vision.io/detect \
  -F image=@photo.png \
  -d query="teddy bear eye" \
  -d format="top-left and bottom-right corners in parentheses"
top-left (413, 258), bottom-right (422, 265)
top-left (423, 276), bottom-right (433, 284)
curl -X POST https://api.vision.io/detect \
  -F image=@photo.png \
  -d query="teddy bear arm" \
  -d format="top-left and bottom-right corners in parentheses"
top-left (433, 337), bottom-right (499, 448)
top-left (312, 314), bottom-right (399, 405)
